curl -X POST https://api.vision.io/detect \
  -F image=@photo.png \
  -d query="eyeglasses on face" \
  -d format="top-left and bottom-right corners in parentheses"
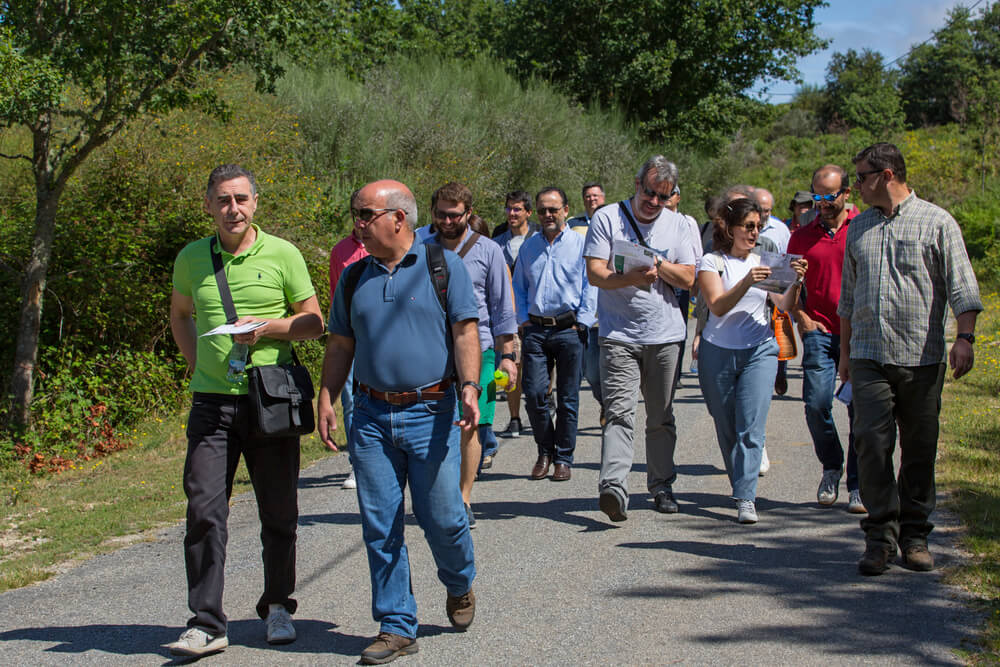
top-left (352, 207), bottom-right (397, 223)
top-left (855, 169), bottom-right (881, 184)
top-left (536, 206), bottom-right (564, 216)
top-left (505, 205), bottom-right (526, 213)
top-left (735, 222), bottom-right (763, 232)
top-left (432, 209), bottom-right (468, 222)
top-left (811, 188), bottom-right (847, 202)
top-left (640, 184), bottom-right (672, 204)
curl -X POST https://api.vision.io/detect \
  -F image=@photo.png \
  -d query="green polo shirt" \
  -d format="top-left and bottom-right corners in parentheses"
top-left (173, 225), bottom-right (316, 395)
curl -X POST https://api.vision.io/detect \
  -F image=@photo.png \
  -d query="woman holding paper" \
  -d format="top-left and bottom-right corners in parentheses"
top-left (696, 197), bottom-right (807, 524)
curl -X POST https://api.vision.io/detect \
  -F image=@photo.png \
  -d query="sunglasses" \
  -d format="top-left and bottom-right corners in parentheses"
top-left (352, 207), bottom-right (396, 222)
top-left (640, 185), bottom-right (672, 203)
top-left (811, 188), bottom-right (847, 202)
top-left (855, 169), bottom-right (881, 184)
top-left (432, 209), bottom-right (468, 222)
top-left (536, 206), bottom-right (564, 215)
top-left (735, 222), bottom-right (763, 232)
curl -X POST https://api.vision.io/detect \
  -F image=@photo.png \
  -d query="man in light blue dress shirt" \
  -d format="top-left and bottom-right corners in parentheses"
top-left (512, 187), bottom-right (597, 482)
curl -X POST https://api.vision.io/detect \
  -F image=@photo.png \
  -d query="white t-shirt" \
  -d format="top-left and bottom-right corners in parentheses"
top-left (584, 201), bottom-right (698, 345)
top-left (698, 251), bottom-right (772, 349)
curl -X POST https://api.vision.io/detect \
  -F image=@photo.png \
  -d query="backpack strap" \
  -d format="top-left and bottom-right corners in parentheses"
top-left (456, 231), bottom-right (482, 259)
top-left (210, 237), bottom-right (239, 325)
top-left (341, 255), bottom-right (372, 325)
top-left (425, 242), bottom-right (449, 316)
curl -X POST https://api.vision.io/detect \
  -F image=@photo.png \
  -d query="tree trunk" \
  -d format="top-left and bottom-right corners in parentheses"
top-left (9, 121), bottom-right (64, 428)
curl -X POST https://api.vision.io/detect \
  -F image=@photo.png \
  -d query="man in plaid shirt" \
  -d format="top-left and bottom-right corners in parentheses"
top-left (838, 143), bottom-right (982, 576)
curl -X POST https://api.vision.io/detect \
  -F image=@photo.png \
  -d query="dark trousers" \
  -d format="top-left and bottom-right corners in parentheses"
top-left (522, 324), bottom-right (583, 465)
top-left (850, 360), bottom-right (945, 552)
top-left (673, 289), bottom-right (690, 387)
top-left (183, 393), bottom-right (300, 636)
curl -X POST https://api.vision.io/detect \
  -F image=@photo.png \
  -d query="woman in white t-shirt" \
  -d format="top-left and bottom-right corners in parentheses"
top-left (696, 197), bottom-right (807, 525)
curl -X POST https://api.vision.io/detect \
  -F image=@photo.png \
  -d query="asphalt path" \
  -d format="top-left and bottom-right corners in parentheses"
top-left (0, 328), bottom-right (981, 665)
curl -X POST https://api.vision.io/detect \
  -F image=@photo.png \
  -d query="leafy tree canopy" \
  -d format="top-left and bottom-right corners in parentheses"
top-left (823, 48), bottom-right (903, 135)
top-left (491, 0), bottom-right (827, 149)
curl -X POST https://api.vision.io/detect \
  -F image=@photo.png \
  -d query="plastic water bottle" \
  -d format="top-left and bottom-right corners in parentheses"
top-left (493, 369), bottom-right (509, 389)
top-left (227, 342), bottom-right (248, 384)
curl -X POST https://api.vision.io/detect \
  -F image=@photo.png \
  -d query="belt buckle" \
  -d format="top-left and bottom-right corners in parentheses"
top-left (543, 316), bottom-right (557, 326)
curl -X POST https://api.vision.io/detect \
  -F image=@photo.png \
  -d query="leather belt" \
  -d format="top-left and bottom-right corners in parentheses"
top-left (357, 379), bottom-right (454, 405)
top-left (529, 311), bottom-right (576, 329)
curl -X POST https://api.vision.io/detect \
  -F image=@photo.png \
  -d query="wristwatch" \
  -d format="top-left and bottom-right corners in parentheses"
top-left (957, 333), bottom-right (975, 345)
top-left (500, 352), bottom-right (517, 362)
top-left (462, 380), bottom-right (483, 396)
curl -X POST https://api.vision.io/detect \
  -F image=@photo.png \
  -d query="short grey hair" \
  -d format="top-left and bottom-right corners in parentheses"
top-left (636, 155), bottom-right (679, 187)
top-left (386, 188), bottom-right (418, 229)
top-left (724, 184), bottom-right (755, 202)
top-left (206, 164), bottom-right (257, 196)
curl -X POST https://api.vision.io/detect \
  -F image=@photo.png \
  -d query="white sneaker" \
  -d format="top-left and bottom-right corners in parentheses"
top-left (758, 447), bottom-right (770, 476)
top-left (343, 469), bottom-right (357, 490)
top-left (847, 489), bottom-right (867, 514)
top-left (737, 498), bottom-right (758, 524)
top-left (166, 628), bottom-right (228, 657)
top-left (817, 469), bottom-right (842, 505)
top-left (266, 604), bottom-right (296, 644)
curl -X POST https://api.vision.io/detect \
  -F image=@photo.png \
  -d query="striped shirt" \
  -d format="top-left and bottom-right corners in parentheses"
top-left (838, 191), bottom-right (983, 366)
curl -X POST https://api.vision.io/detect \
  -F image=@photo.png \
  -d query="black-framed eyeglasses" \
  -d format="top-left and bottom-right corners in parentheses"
top-left (505, 205), bottom-right (527, 213)
top-left (855, 169), bottom-right (881, 184)
top-left (351, 207), bottom-right (396, 223)
top-left (640, 185), bottom-right (672, 203)
top-left (432, 209), bottom-right (468, 222)
top-left (811, 188), bottom-right (848, 202)
top-left (536, 206), bottom-right (564, 216)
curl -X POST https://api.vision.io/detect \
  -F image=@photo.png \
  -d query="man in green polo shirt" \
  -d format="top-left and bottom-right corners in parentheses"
top-left (167, 164), bottom-right (324, 657)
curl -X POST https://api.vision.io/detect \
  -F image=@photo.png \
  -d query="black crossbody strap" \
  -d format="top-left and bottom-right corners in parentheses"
top-left (209, 237), bottom-right (300, 366)
top-left (210, 237), bottom-right (239, 324)
top-left (618, 201), bottom-right (651, 249)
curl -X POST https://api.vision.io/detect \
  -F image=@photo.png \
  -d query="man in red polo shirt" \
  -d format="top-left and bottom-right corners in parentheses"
top-left (788, 164), bottom-right (864, 513)
top-left (327, 190), bottom-right (368, 489)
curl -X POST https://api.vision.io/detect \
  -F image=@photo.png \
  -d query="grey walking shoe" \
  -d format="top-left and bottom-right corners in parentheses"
top-left (736, 498), bottom-right (758, 524)
top-left (817, 469), bottom-right (842, 505)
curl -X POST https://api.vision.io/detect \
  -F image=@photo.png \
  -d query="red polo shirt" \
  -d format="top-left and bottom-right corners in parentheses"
top-left (787, 208), bottom-right (858, 336)
top-left (328, 233), bottom-right (369, 303)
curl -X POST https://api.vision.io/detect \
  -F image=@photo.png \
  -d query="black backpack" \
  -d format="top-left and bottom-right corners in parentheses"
top-left (340, 242), bottom-right (449, 322)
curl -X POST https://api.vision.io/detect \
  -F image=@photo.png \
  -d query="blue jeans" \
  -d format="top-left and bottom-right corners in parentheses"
top-left (801, 330), bottom-right (857, 491)
top-left (583, 326), bottom-right (602, 405)
top-left (479, 424), bottom-right (499, 463)
top-left (340, 362), bottom-right (354, 448)
top-left (521, 324), bottom-right (583, 465)
top-left (349, 389), bottom-right (476, 638)
top-left (698, 338), bottom-right (778, 500)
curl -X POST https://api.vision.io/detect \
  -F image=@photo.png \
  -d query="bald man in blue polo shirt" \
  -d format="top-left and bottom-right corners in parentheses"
top-left (317, 179), bottom-right (482, 665)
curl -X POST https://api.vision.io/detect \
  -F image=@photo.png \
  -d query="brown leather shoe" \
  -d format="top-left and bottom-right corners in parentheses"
top-left (530, 455), bottom-right (551, 480)
top-left (446, 588), bottom-right (476, 631)
top-left (552, 463), bottom-right (571, 481)
top-left (858, 543), bottom-right (893, 576)
top-left (361, 632), bottom-right (418, 664)
top-left (901, 544), bottom-right (934, 571)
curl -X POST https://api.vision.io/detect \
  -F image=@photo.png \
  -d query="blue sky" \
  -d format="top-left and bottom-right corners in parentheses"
top-left (753, 0), bottom-right (984, 102)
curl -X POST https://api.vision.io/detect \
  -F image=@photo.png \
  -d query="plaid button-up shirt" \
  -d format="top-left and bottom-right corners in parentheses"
top-left (838, 191), bottom-right (983, 366)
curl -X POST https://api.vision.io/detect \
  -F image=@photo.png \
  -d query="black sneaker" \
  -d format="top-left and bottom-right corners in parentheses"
top-left (500, 417), bottom-right (522, 438)
top-left (464, 503), bottom-right (476, 530)
top-left (599, 488), bottom-right (627, 522)
top-left (653, 489), bottom-right (679, 513)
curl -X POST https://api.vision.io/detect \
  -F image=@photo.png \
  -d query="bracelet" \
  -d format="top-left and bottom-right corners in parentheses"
top-left (461, 380), bottom-right (483, 397)
top-left (500, 352), bottom-right (516, 362)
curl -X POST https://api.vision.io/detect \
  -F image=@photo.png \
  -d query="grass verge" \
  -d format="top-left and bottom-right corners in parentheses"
top-left (0, 406), bottom-right (343, 592)
top-left (939, 288), bottom-right (1000, 663)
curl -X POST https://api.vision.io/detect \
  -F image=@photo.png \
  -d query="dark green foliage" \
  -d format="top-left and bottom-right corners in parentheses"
top-left (492, 0), bottom-right (826, 149)
top-left (822, 48), bottom-right (904, 135)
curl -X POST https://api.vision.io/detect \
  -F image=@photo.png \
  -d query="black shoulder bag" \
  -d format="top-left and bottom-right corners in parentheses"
top-left (211, 238), bottom-right (315, 439)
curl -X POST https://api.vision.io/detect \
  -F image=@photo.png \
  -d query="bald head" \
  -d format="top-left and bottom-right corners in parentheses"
top-left (754, 188), bottom-right (775, 221)
top-left (355, 179), bottom-right (417, 263)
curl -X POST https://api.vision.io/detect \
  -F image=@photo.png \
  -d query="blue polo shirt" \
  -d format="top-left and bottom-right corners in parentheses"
top-left (328, 240), bottom-right (479, 392)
